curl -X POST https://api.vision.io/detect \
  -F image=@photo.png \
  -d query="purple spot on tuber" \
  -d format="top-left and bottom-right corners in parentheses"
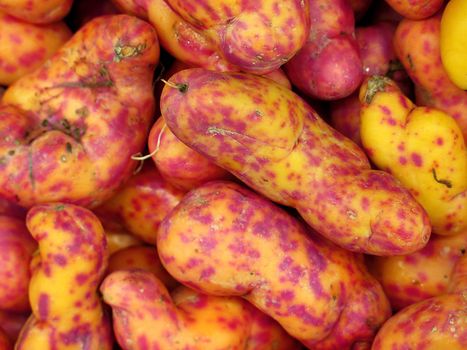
top-left (200, 267), bottom-right (215, 280)
top-left (280, 290), bottom-right (295, 302)
top-left (54, 254), bottom-right (67, 266)
top-left (38, 293), bottom-right (50, 320)
top-left (361, 197), bottom-right (370, 211)
top-left (75, 273), bottom-right (89, 284)
top-left (411, 153), bottom-right (423, 167)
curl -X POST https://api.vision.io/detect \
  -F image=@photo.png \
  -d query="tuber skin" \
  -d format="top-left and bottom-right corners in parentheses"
top-left (161, 68), bottom-right (431, 255)
top-left (356, 22), bottom-right (399, 78)
top-left (94, 164), bottom-right (186, 244)
top-left (107, 245), bottom-right (179, 290)
top-left (284, 0), bottom-right (363, 100)
top-left (394, 14), bottom-right (467, 141)
top-left (384, 0), bottom-right (444, 20)
top-left (153, 59), bottom-right (291, 116)
top-left (148, 117), bottom-right (231, 191)
top-left (359, 76), bottom-right (467, 236)
top-left (113, 0), bottom-right (310, 74)
top-left (0, 215), bottom-right (36, 312)
top-left (372, 253), bottom-right (467, 350)
top-left (330, 91), bottom-right (362, 146)
top-left (104, 227), bottom-right (142, 255)
top-left (15, 203), bottom-right (112, 350)
top-left (101, 270), bottom-right (303, 350)
top-left (440, 0), bottom-right (467, 90)
top-left (368, 230), bottom-right (467, 310)
top-left (157, 181), bottom-right (391, 349)
top-left (0, 0), bottom-right (73, 24)
top-left (0, 12), bottom-right (71, 86)
top-left (0, 15), bottom-right (159, 208)
top-left (331, 21), bottom-right (407, 146)
top-left (93, 203), bottom-right (143, 255)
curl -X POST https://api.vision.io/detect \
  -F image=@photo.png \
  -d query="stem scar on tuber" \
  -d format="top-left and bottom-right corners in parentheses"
top-left (114, 41), bottom-right (147, 62)
top-left (364, 76), bottom-right (392, 104)
top-left (161, 79), bottom-right (188, 93)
